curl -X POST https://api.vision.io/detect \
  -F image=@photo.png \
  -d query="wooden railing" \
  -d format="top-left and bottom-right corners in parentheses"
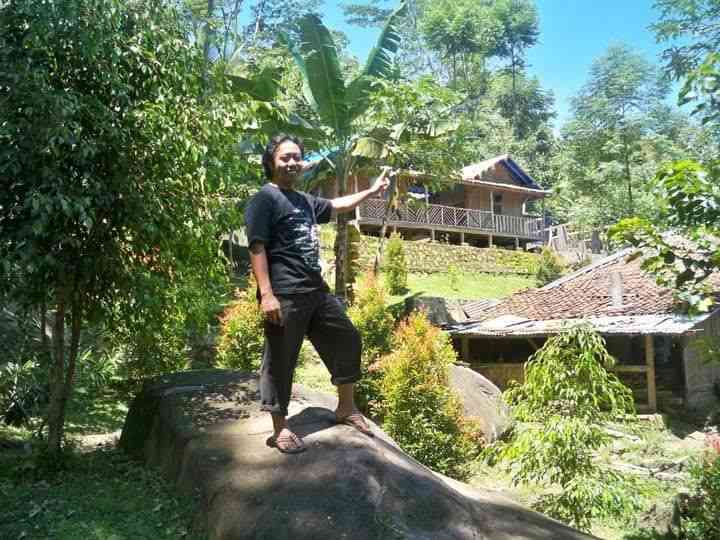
top-left (358, 198), bottom-right (544, 239)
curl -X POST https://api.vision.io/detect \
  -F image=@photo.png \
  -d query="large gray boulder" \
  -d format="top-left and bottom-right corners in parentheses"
top-left (449, 364), bottom-right (513, 443)
top-left (120, 370), bottom-right (594, 540)
top-left (404, 296), bottom-right (468, 326)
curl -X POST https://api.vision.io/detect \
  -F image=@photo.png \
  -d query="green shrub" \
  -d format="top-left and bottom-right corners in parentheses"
top-left (215, 286), bottom-right (264, 372)
top-left (535, 247), bottom-right (565, 286)
top-left (680, 440), bottom-right (720, 539)
top-left (383, 232), bottom-right (408, 294)
top-left (347, 273), bottom-right (396, 415)
top-left (491, 325), bottom-right (636, 531)
top-left (379, 312), bottom-right (478, 480)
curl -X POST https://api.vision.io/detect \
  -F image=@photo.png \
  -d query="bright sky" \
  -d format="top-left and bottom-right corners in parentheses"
top-left (319, 0), bottom-right (673, 129)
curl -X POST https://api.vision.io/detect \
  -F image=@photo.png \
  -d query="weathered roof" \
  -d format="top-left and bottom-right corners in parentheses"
top-left (461, 155), bottom-right (545, 191)
top-left (451, 249), bottom-right (720, 337)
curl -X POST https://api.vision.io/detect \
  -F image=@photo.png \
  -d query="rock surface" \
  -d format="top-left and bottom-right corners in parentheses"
top-left (120, 370), bottom-right (595, 540)
top-left (448, 364), bottom-right (513, 443)
top-left (404, 296), bottom-right (467, 326)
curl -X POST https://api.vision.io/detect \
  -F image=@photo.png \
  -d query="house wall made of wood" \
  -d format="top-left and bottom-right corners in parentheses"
top-left (683, 313), bottom-right (720, 409)
top-left (463, 185), bottom-right (529, 217)
top-left (317, 174), bottom-right (370, 199)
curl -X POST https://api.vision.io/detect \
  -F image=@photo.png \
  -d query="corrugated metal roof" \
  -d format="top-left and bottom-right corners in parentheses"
top-left (447, 311), bottom-right (719, 338)
top-left (448, 248), bottom-right (720, 338)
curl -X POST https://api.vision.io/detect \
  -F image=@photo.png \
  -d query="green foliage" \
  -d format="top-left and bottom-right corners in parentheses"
top-left (0, 0), bottom-right (256, 451)
top-left (283, 4), bottom-right (458, 300)
top-left (0, 360), bottom-right (46, 428)
top-left (534, 247), bottom-right (564, 286)
top-left (383, 233), bottom-right (408, 295)
top-left (652, 0), bottom-right (720, 80)
top-left (347, 273), bottom-right (396, 414)
top-left (492, 325), bottom-right (636, 531)
top-left (556, 43), bottom-right (670, 223)
top-left (610, 160), bottom-right (720, 314)
top-left (507, 325), bottom-right (634, 421)
top-left (379, 312), bottom-right (479, 480)
top-left (215, 286), bottom-right (264, 372)
top-left (680, 447), bottom-right (720, 539)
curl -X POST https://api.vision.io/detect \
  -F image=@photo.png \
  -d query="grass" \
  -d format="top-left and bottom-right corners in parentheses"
top-left (295, 342), bottom-right (336, 395)
top-left (388, 271), bottom-right (536, 302)
top-left (0, 391), bottom-right (206, 540)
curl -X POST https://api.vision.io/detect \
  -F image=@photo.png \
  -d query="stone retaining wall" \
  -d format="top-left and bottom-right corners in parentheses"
top-left (322, 234), bottom-right (540, 275)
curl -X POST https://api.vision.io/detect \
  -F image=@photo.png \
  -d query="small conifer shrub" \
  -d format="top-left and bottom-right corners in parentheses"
top-left (215, 282), bottom-right (264, 372)
top-left (383, 232), bottom-right (408, 294)
top-left (348, 273), bottom-right (396, 415)
top-left (379, 312), bottom-right (479, 480)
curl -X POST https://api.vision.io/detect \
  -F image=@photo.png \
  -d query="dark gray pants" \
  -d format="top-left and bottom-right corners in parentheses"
top-left (260, 289), bottom-right (362, 416)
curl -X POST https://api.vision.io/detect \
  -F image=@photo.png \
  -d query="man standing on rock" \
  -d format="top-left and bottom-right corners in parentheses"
top-left (244, 133), bottom-right (390, 453)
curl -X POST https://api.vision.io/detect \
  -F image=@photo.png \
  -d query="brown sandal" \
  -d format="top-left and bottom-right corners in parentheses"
top-left (336, 412), bottom-right (374, 437)
top-left (267, 430), bottom-right (306, 454)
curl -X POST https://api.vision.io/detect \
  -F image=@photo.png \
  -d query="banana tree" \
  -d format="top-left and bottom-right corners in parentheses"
top-left (281, 3), bottom-right (407, 300)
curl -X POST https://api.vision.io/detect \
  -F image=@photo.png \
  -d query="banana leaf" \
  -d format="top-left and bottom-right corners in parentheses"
top-left (346, 1), bottom-right (407, 120)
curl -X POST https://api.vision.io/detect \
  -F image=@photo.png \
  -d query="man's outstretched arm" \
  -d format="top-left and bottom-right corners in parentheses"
top-left (330, 169), bottom-right (392, 213)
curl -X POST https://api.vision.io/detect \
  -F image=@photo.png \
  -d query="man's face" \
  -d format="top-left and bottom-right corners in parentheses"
top-left (271, 141), bottom-right (304, 185)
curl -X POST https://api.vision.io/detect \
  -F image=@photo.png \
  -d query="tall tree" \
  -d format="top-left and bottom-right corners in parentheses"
top-left (487, 0), bottom-right (540, 129)
top-left (419, 0), bottom-right (498, 88)
top-left (564, 44), bottom-right (669, 218)
top-left (0, 0), bottom-right (252, 454)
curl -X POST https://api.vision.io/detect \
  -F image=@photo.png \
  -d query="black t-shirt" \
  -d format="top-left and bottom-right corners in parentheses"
top-left (244, 184), bottom-right (333, 295)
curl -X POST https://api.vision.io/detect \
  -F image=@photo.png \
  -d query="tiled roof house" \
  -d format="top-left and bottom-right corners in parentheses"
top-left (449, 250), bottom-right (720, 412)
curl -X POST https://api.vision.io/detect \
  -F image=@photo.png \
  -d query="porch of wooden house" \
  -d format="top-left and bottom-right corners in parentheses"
top-left (356, 197), bottom-right (545, 250)
top-left (452, 333), bottom-right (689, 414)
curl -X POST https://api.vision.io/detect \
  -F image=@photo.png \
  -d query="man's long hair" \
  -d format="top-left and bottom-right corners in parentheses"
top-left (262, 134), bottom-right (305, 180)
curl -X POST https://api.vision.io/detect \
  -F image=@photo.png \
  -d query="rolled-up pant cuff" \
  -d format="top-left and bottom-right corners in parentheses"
top-left (331, 373), bottom-right (361, 386)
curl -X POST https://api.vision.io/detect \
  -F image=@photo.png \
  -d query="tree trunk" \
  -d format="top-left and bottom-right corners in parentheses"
top-left (46, 289), bottom-right (66, 453)
top-left (373, 175), bottom-right (398, 275)
top-left (623, 136), bottom-right (633, 216)
top-left (334, 159), bottom-right (350, 300)
top-left (201, 0), bottom-right (216, 93)
top-left (46, 289), bottom-right (83, 455)
top-left (40, 300), bottom-right (48, 359)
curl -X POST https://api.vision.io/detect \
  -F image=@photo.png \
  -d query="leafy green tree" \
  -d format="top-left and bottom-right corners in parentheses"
top-left (564, 44), bottom-right (669, 218)
top-left (610, 161), bottom-right (720, 314)
top-left (420, 0), bottom-right (498, 88)
top-left (281, 4), bottom-right (409, 300)
top-left (0, 0), bottom-right (251, 454)
top-left (652, 0), bottom-right (720, 80)
top-left (487, 71), bottom-right (554, 138)
top-left (610, 16), bottom-right (720, 315)
top-left (491, 325), bottom-right (635, 531)
top-left (487, 0), bottom-right (540, 129)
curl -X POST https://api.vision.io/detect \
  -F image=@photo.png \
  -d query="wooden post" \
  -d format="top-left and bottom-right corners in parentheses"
top-left (489, 190), bottom-right (494, 215)
top-left (460, 231), bottom-right (465, 244)
top-left (515, 237), bottom-right (520, 250)
top-left (431, 228), bottom-right (435, 242)
top-left (461, 336), bottom-right (470, 363)
top-left (645, 335), bottom-right (657, 413)
top-left (353, 175), bottom-right (360, 222)
top-left (488, 234), bottom-right (493, 248)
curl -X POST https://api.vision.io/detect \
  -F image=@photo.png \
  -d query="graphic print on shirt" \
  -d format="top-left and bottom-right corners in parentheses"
top-left (287, 202), bottom-right (322, 274)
